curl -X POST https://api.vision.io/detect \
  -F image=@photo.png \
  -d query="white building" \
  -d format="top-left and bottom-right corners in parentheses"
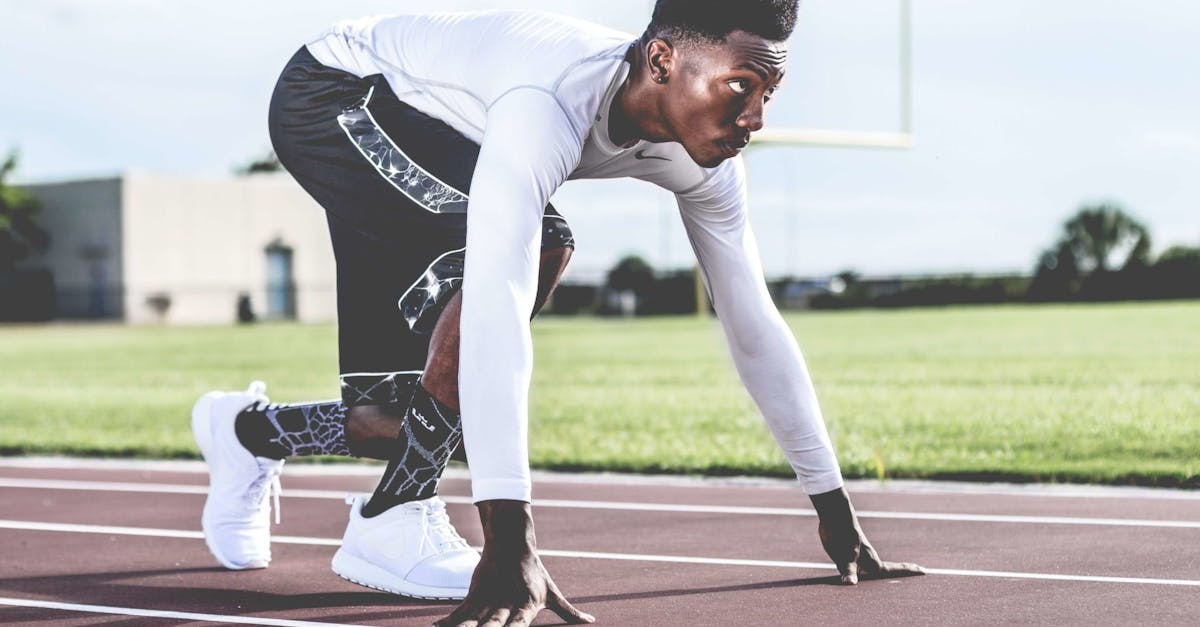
top-left (23, 172), bottom-right (336, 324)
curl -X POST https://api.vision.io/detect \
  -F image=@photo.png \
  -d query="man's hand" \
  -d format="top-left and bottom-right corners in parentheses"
top-left (810, 487), bottom-right (926, 585)
top-left (435, 500), bottom-right (594, 627)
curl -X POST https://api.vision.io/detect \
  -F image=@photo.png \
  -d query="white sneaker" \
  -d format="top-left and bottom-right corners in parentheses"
top-left (191, 381), bottom-right (285, 570)
top-left (332, 494), bottom-right (479, 600)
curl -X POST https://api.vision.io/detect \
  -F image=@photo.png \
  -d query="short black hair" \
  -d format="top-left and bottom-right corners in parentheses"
top-left (644, 0), bottom-right (800, 45)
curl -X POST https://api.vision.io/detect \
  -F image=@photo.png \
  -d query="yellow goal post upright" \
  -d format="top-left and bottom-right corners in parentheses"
top-left (693, 0), bottom-right (915, 316)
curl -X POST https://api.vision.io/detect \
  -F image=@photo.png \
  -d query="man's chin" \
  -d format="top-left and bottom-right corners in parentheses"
top-left (688, 150), bottom-right (729, 168)
top-left (676, 140), bottom-right (735, 168)
top-left (684, 143), bottom-right (738, 168)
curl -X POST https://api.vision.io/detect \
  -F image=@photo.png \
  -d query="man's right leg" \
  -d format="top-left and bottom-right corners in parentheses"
top-left (319, 217), bottom-right (575, 599)
top-left (359, 243), bottom-right (574, 515)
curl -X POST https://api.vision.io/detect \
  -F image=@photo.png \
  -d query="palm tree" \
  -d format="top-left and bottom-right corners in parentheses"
top-left (1060, 203), bottom-right (1151, 275)
top-left (1028, 203), bottom-right (1151, 301)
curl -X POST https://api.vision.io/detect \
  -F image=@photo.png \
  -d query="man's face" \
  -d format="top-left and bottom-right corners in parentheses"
top-left (658, 30), bottom-right (787, 168)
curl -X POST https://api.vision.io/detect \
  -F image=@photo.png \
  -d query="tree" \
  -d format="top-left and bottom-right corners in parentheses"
top-left (0, 150), bottom-right (50, 271)
top-left (1028, 241), bottom-right (1081, 301)
top-left (605, 255), bottom-right (655, 316)
top-left (1029, 203), bottom-right (1150, 301)
top-left (1060, 203), bottom-right (1151, 275)
top-left (606, 255), bottom-right (655, 293)
top-left (1157, 245), bottom-right (1200, 266)
top-left (1152, 245), bottom-right (1200, 299)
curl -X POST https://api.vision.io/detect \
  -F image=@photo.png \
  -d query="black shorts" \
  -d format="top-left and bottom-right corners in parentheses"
top-left (268, 47), bottom-right (574, 407)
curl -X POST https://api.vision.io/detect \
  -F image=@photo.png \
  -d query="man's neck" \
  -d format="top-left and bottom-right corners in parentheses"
top-left (607, 42), bottom-right (673, 147)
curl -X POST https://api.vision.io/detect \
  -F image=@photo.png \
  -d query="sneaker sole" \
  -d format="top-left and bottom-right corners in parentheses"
top-left (192, 392), bottom-right (269, 571)
top-left (331, 548), bottom-right (468, 601)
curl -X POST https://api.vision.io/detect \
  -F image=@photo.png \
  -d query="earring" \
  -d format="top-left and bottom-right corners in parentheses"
top-left (656, 76), bottom-right (668, 84)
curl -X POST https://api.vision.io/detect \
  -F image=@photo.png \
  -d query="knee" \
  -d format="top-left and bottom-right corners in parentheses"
top-left (421, 372), bottom-right (459, 410)
top-left (534, 246), bottom-right (573, 315)
top-left (541, 246), bottom-right (573, 272)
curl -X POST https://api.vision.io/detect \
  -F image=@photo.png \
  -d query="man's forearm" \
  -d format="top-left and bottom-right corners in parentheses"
top-left (727, 312), bottom-right (844, 493)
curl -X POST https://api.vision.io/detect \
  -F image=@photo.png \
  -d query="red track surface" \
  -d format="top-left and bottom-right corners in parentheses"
top-left (1, 460), bottom-right (1197, 626)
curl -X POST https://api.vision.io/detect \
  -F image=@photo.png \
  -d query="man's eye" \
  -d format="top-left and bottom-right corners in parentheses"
top-left (764, 86), bottom-right (778, 102)
top-left (727, 79), bottom-right (749, 95)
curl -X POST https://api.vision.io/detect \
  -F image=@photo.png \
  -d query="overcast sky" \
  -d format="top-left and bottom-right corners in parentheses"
top-left (2, 0), bottom-right (1198, 280)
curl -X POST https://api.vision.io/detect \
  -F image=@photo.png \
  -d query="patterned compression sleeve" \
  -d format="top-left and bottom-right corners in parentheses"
top-left (235, 401), bottom-right (351, 459)
top-left (266, 402), bottom-right (352, 457)
top-left (361, 386), bottom-right (463, 516)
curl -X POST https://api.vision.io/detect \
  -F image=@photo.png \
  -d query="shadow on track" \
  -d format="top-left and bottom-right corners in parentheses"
top-left (573, 574), bottom-right (845, 604)
top-left (0, 565), bottom-right (455, 623)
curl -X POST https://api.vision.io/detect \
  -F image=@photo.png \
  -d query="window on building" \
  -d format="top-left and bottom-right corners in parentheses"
top-left (265, 241), bottom-right (296, 320)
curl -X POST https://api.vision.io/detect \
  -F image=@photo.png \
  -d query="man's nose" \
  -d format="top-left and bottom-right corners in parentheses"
top-left (737, 101), bottom-right (765, 132)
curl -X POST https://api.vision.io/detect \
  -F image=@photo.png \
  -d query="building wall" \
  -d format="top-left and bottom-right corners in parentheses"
top-left (23, 178), bottom-right (124, 318)
top-left (120, 173), bottom-right (337, 324)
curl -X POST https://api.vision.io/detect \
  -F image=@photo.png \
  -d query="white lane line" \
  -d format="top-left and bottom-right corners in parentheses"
top-left (0, 519), bottom-right (340, 546)
top-left (4, 457), bottom-right (1198, 501)
top-left (536, 549), bottom-right (1200, 587)
top-left (0, 519), bottom-right (208, 541)
top-left (3, 477), bottom-right (1198, 529)
top-left (3, 519), bottom-right (1199, 588)
top-left (0, 595), bottom-right (370, 626)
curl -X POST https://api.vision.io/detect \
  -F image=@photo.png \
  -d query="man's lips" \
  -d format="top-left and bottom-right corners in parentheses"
top-left (717, 138), bottom-right (749, 157)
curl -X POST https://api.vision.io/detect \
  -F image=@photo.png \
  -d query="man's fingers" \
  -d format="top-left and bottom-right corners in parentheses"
top-left (838, 560), bottom-right (859, 585)
top-left (547, 588), bottom-right (595, 624)
top-left (856, 542), bottom-right (884, 575)
top-left (433, 601), bottom-right (480, 627)
top-left (872, 560), bottom-right (927, 579)
top-left (503, 604), bottom-right (539, 627)
top-left (480, 608), bottom-right (510, 626)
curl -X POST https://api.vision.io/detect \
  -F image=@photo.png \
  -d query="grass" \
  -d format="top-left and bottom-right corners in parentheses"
top-left (1, 302), bottom-right (1197, 487)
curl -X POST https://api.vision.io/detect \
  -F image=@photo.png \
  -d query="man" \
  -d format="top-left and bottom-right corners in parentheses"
top-left (192, 1), bottom-right (923, 625)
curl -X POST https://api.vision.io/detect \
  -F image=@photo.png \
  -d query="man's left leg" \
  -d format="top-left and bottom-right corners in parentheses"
top-left (226, 247), bottom-right (581, 470)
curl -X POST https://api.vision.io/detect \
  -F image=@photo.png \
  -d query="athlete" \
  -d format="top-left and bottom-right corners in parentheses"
top-left (191, 2), bottom-right (923, 625)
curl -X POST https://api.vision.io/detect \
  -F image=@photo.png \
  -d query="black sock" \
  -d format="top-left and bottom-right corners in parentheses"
top-left (361, 385), bottom-right (461, 517)
top-left (234, 400), bottom-right (351, 460)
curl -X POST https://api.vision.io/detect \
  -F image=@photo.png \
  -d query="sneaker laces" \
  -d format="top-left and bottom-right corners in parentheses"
top-left (242, 381), bottom-right (282, 524)
top-left (406, 499), bottom-right (469, 555)
top-left (425, 499), bottom-right (470, 552)
top-left (247, 458), bottom-right (283, 525)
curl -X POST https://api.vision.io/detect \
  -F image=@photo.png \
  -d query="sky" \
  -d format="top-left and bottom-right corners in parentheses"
top-left (2, 0), bottom-right (1198, 281)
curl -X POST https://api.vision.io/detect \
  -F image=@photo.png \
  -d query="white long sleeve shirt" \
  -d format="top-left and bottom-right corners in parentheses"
top-left (307, 10), bottom-right (844, 502)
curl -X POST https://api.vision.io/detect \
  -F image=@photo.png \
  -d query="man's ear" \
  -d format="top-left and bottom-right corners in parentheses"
top-left (646, 38), bottom-right (674, 84)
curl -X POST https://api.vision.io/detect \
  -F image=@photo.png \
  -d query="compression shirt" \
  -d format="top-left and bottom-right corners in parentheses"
top-left (306, 10), bottom-right (844, 502)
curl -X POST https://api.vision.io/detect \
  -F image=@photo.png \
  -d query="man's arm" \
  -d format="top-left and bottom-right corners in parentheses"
top-left (676, 159), bottom-right (923, 584)
top-left (676, 159), bottom-right (842, 493)
top-left (439, 89), bottom-right (594, 626)
top-left (457, 88), bottom-right (580, 505)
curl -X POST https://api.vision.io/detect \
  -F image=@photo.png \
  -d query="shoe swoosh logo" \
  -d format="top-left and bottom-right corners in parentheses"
top-left (634, 149), bottom-right (670, 161)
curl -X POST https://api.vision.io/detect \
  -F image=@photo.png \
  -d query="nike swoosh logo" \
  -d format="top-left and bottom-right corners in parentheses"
top-left (634, 149), bottom-right (670, 161)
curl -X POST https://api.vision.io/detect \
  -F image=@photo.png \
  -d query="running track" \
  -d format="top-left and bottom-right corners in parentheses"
top-left (1, 459), bottom-right (1197, 625)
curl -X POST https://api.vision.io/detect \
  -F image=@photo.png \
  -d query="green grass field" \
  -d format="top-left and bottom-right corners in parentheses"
top-left (1, 302), bottom-right (1197, 487)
